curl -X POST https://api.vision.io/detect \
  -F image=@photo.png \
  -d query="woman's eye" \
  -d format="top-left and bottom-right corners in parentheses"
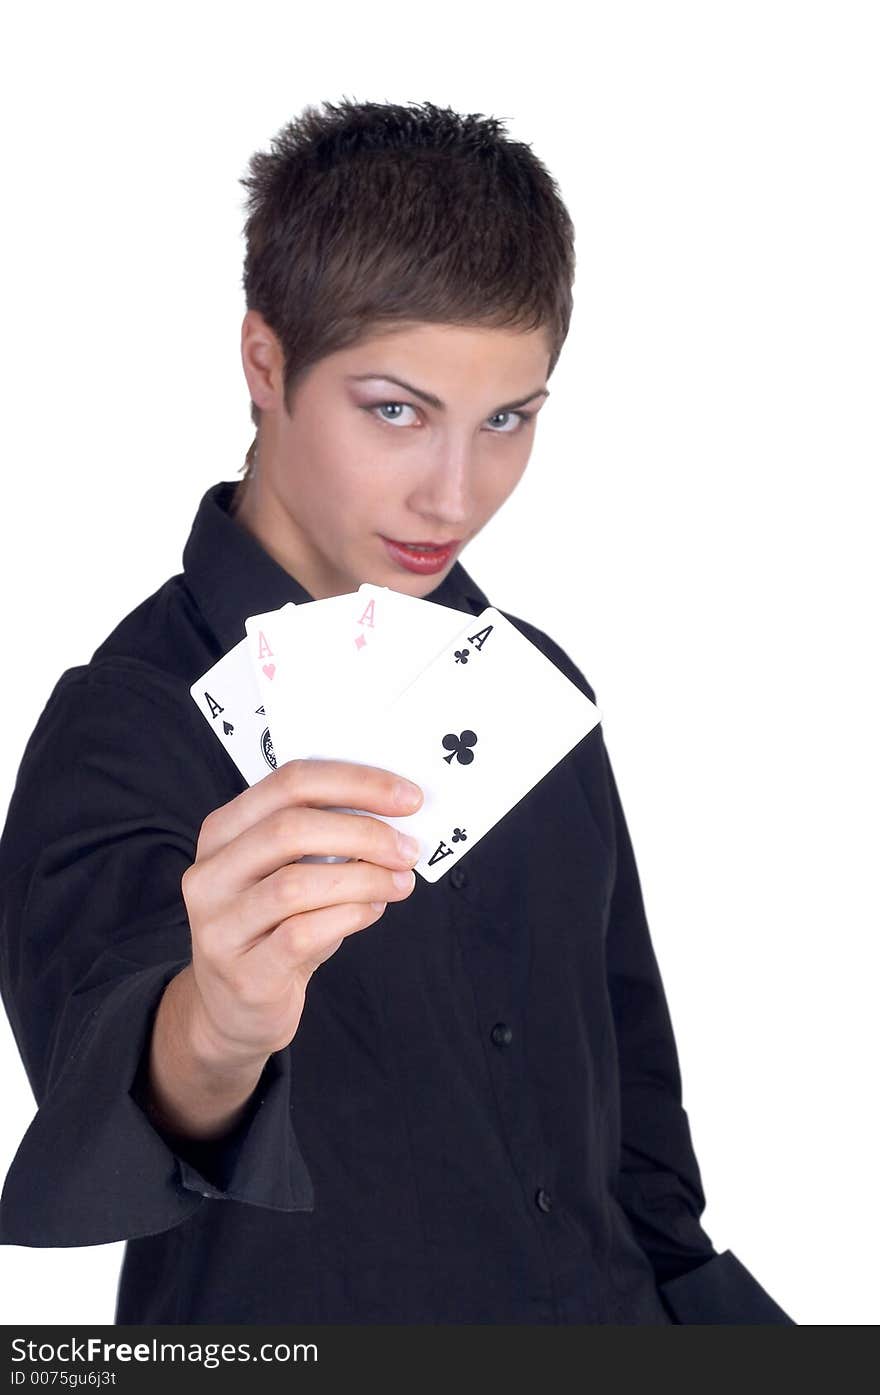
top-left (371, 402), bottom-right (417, 427)
top-left (487, 410), bottom-right (532, 433)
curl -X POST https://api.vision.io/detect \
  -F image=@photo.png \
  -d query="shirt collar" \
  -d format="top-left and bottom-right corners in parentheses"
top-left (182, 480), bottom-right (492, 656)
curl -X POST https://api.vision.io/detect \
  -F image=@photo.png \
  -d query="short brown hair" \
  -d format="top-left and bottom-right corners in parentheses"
top-left (238, 97), bottom-right (576, 479)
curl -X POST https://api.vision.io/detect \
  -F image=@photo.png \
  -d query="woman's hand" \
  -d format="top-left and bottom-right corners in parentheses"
top-left (181, 758), bottom-right (423, 1069)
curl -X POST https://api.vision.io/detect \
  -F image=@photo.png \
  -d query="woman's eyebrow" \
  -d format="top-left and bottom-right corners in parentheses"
top-left (346, 372), bottom-right (549, 414)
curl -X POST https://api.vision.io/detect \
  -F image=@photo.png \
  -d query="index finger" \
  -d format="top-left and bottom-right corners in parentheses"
top-left (196, 757), bottom-right (423, 861)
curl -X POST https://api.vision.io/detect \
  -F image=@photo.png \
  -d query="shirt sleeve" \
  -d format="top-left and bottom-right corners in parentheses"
top-left (0, 661), bottom-right (314, 1249)
top-left (506, 616), bottom-right (795, 1325)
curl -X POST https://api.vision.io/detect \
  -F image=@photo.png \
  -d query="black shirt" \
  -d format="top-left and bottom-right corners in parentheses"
top-left (0, 481), bottom-right (793, 1324)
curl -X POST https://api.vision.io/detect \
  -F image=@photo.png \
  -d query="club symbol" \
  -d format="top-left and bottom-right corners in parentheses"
top-left (454, 648), bottom-right (470, 664)
top-left (451, 827), bottom-right (468, 843)
top-left (442, 729), bottom-right (478, 765)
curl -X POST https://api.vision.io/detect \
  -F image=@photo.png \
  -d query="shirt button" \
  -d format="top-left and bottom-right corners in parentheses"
top-left (490, 1022), bottom-right (513, 1048)
top-left (535, 1187), bottom-right (553, 1214)
top-left (450, 865), bottom-right (467, 889)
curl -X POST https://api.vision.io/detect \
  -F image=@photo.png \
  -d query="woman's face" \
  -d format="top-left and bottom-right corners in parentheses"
top-left (237, 313), bottom-right (553, 600)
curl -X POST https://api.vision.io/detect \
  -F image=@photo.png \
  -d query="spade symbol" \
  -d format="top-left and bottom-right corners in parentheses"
top-left (223, 720), bottom-right (234, 735)
top-left (442, 729), bottom-right (477, 765)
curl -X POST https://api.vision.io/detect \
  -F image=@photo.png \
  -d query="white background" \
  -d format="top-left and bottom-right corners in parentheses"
top-left (1, 0), bottom-right (877, 1326)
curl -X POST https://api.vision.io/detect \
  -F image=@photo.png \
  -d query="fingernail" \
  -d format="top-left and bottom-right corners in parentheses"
top-left (370, 901), bottom-right (387, 912)
top-left (394, 779), bottom-right (422, 808)
top-left (397, 832), bottom-right (420, 859)
top-left (392, 869), bottom-right (415, 890)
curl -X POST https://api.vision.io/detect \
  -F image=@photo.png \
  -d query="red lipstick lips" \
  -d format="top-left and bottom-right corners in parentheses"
top-left (381, 537), bottom-right (460, 575)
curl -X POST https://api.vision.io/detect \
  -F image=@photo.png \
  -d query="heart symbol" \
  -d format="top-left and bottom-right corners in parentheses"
top-left (262, 663), bottom-right (276, 680)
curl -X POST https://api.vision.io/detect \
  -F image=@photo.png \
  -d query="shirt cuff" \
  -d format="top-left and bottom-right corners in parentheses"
top-left (147, 1042), bottom-right (316, 1215)
top-left (0, 959), bottom-right (314, 1248)
top-left (658, 1249), bottom-right (796, 1323)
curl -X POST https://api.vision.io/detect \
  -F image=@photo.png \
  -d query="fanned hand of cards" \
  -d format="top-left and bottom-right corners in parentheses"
top-left (190, 583), bottom-right (601, 884)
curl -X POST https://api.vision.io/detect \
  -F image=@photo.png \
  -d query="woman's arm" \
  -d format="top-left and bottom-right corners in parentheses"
top-left (138, 962), bottom-right (268, 1144)
top-left (0, 662), bottom-right (313, 1248)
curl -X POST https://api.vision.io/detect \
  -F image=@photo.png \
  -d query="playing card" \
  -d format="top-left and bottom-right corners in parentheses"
top-left (245, 596), bottom-right (354, 766)
top-left (189, 636), bottom-right (278, 785)
top-left (307, 584), bottom-right (476, 731)
top-left (303, 606), bottom-right (602, 883)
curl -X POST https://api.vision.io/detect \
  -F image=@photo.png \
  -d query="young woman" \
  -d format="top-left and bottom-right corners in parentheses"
top-left (0, 98), bottom-right (793, 1324)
